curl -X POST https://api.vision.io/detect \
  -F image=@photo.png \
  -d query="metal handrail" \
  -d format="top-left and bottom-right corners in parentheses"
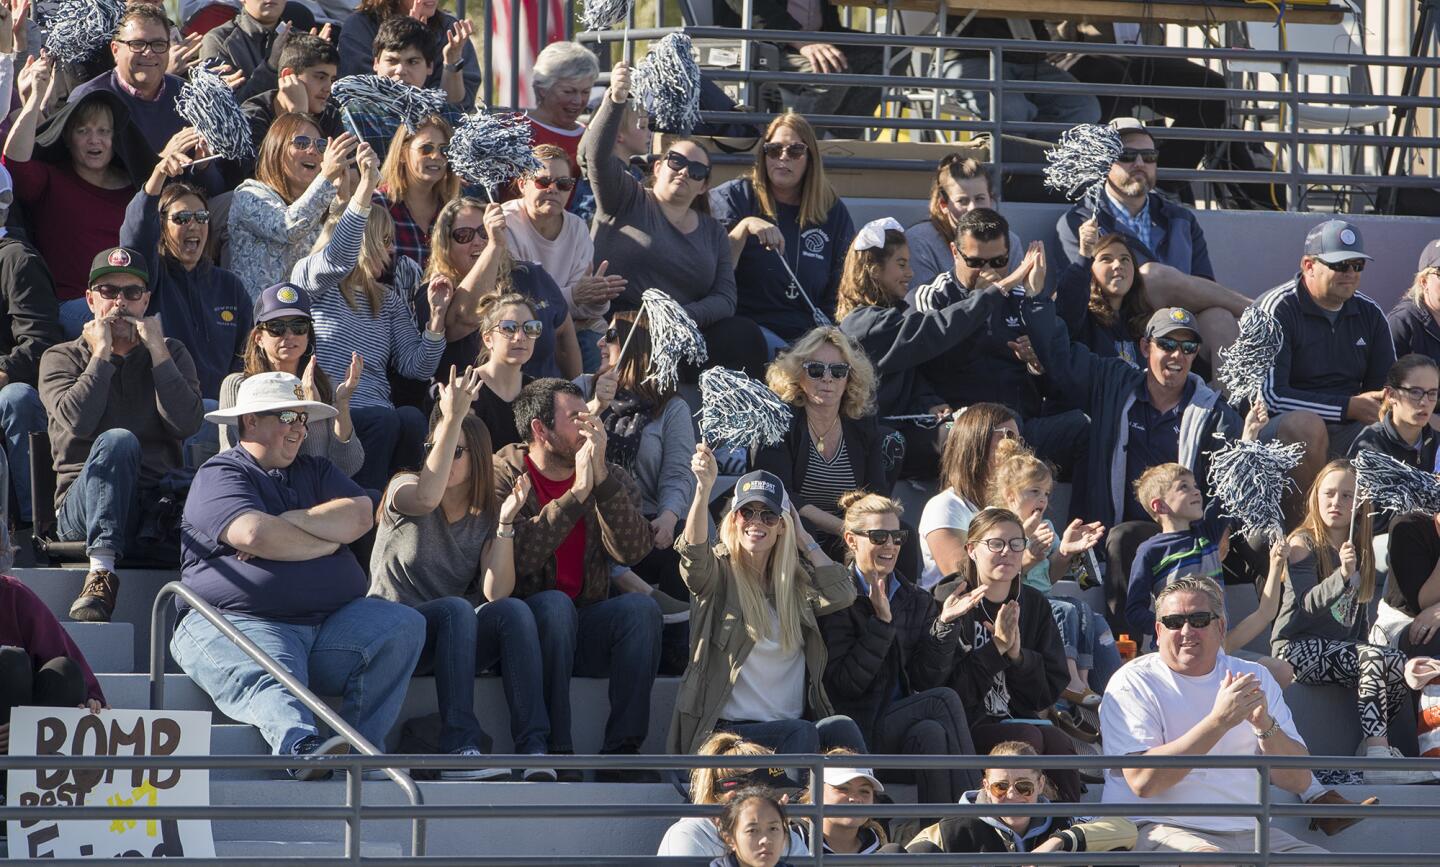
top-left (148, 581), bottom-right (427, 858)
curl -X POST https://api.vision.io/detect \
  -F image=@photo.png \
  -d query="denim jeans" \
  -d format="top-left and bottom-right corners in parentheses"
top-left (475, 597), bottom-right (551, 755)
top-left (719, 715), bottom-right (868, 756)
top-left (56, 429), bottom-right (143, 557)
top-left (576, 328), bottom-right (602, 374)
top-left (525, 589), bottom-right (662, 753)
top-left (413, 596), bottom-right (485, 754)
top-left (58, 298), bottom-right (91, 340)
top-left (350, 405), bottom-right (427, 491)
top-left (1047, 596), bottom-right (1123, 691)
top-left (170, 596), bottom-right (426, 754)
top-left (939, 55), bottom-right (1100, 130)
top-left (0, 383), bottom-right (45, 523)
top-left (184, 398), bottom-right (221, 470)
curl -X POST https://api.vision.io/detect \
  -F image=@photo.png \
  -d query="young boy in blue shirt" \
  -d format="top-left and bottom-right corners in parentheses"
top-left (1126, 463), bottom-right (1228, 644)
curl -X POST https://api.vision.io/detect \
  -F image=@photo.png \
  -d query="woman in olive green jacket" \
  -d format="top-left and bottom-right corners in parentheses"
top-left (670, 443), bottom-right (864, 757)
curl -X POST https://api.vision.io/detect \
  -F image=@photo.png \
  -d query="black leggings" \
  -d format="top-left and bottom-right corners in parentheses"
top-left (0, 647), bottom-right (88, 724)
top-left (871, 688), bottom-right (981, 804)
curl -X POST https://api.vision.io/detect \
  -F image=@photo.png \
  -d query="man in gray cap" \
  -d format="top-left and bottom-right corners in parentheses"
top-left (1387, 238), bottom-right (1440, 361)
top-left (1255, 219), bottom-right (1395, 514)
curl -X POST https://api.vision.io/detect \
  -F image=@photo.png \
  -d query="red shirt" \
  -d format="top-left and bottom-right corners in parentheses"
top-left (7, 158), bottom-right (134, 301)
top-left (524, 454), bottom-right (587, 599)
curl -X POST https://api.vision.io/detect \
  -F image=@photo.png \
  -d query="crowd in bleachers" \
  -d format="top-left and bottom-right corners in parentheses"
top-left (4, 1), bottom-right (1440, 861)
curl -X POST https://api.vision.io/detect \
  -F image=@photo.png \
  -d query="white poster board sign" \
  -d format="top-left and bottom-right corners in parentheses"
top-left (5, 707), bottom-right (216, 859)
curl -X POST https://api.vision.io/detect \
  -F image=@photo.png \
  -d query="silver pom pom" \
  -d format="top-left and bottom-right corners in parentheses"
top-left (697, 367), bottom-right (792, 449)
top-left (1353, 449), bottom-right (1440, 516)
top-left (331, 75), bottom-right (448, 132)
top-left (1044, 124), bottom-right (1123, 210)
top-left (581, 0), bottom-right (633, 31)
top-left (627, 288), bottom-right (707, 393)
top-left (446, 110), bottom-right (541, 189)
top-left (1217, 306), bottom-right (1284, 407)
top-left (1206, 437), bottom-right (1305, 542)
top-left (633, 32), bottom-right (702, 134)
top-left (175, 65), bottom-right (254, 161)
top-left (42, 0), bottom-right (125, 64)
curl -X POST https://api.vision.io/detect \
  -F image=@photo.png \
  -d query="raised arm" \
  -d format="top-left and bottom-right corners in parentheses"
top-left (390, 366), bottom-right (479, 516)
top-left (3, 52), bottom-right (55, 163)
top-left (680, 442), bottom-right (722, 597)
top-left (231, 134), bottom-right (351, 243)
top-left (448, 203), bottom-right (508, 338)
top-left (291, 143), bottom-right (378, 296)
top-left (481, 473), bottom-right (531, 602)
top-left (580, 63), bottom-right (641, 219)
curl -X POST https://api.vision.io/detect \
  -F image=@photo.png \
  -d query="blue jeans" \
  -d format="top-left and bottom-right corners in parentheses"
top-left (1047, 596), bottom-right (1122, 691)
top-left (56, 429), bottom-right (142, 557)
top-left (576, 328), bottom-right (602, 374)
top-left (170, 596), bottom-right (426, 755)
top-left (525, 589), bottom-right (661, 753)
top-left (757, 326), bottom-right (790, 361)
top-left (58, 298), bottom-right (92, 340)
top-left (939, 55), bottom-right (1100, 129)
top-left (720, 715), bottom-right (868, 756)
top-left (350, 405), bottom-right (427, 491)
top-left (184, 398), bottom-right (221, 469)
top-left (413, 597), bottom-right (485, 754)
top-left (474, 597), bottom-right (550, 755)
top-left (0, 383), bottom-right (45, 523)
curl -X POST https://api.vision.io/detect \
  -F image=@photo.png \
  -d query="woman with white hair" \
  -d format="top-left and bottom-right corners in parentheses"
top-left (526, 41), bottom-right (599, 214)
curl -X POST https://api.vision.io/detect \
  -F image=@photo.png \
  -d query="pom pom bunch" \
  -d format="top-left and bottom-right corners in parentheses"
top-left (42, 0), bottom-right (125, 64)
top-left (633, 32), bottom-right (702, 134)
top-left (580, 0), bottom-right (633, 31)
top-left (634, 289), bottom-right (707, 392)
top-left (446, 110), bottom-right (541, 189)
top-left (175, 64), bottom-right (254, 161)
top-left (697, 367), bottom-right (792, 449)
top-left (1044, 124), bottom-right (1123, 209)
top-left (1352, 449), bottom-right (1440, 516)
top-left (1207, 437), bottom-right (1305, 542)
top-left (331, 75), bottom-right (448, 132)
top-left (1217, 306), bottom-right (1284, 407)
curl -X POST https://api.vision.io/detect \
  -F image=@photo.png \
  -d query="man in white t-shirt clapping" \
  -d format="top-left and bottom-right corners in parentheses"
top-left (1099, 575), bottom-right (1361, 855)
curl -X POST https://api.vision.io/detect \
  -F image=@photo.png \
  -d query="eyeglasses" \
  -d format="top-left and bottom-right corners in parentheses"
top-left (424, 442), bottom-right (468, 460)
top-left (1395, 385), bottom-right (1440, 404)
top-left (259, 317), bottom-right (312, 337)
top-left (970, 537), bottom-right (1026, 553)
top-left (289, 135), bottom-right (328, 154)
top-left (1319, 258), bottom-right (1366, 274)
top-left (449, 226), bottom-right (488, 244)
top-left (262, 410), bottom-right (309, 426)
top-left (1152, 336), bottom-right (1200, 355)
top-left (117, 38), bottom-right (170, 55)
top-left (167, 209), bottom-right (210, 226)
top-left (532, 175), bottom-right (578, 192)
top-left (492, 319), bottom-right (543, 339)
top-left (738, 506), bottom-right (781, 526)
top-left (992, 427), bottom-right (1018, 441)
top-left (960, 253), bottom-right (1010, 269)
top-left (1158, 611), bottom-right (1221, 630)
top-left (91, 283), bottom-right (148, 301)
top-left (412, 142), bottom-right (446, 158)
top-left (802, 362), bottom-right (850, 380)
top-left (1117, 148), bottom-right (1159, 165)
top-left (986, 779), bottom-right (1037, 798)
top-left (762, 142), bottom-right (808, 160)
top-left (663, 151), bottom-right (712, 181)
top-left (859, 528), bottom-right (908, 546)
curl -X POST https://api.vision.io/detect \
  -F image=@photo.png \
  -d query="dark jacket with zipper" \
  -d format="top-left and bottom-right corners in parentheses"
top-left (1348, 412), bottom-right (1439, 532)
top-left (753, 407), bottom-right (887, 517)
top-left (0, 236), bottom-right (61, 386)
top-left (199, 11), bottom-right (283, 103)
top-left (1389, 297), bottom-right (1440, 365)
top-left (1057, 190), bottom-right (1214, 279)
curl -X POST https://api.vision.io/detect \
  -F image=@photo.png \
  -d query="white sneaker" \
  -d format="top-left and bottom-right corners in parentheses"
top-left (522, 766), bottom-right (558, 782)
top-left (1360, 744), bottom-right (1435, 785)
top-left (439, 747), bottom-right (510, 781)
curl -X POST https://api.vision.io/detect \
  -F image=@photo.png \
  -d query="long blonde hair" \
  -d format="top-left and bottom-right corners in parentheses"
top-left (1293, 459), bottom-right (1376, 603)
top-left (313, 204), bottom-right (393, 315)
top-left (719, 502), bottom-right (806, 653)
top-left (380, 115), bottom-right (460, 208)
top-left (766, 327), bottom-right (877, 420)
top-left (425, 196), bottom-right (515, 290)
top-left (751, 113), bottom-right (835, 228)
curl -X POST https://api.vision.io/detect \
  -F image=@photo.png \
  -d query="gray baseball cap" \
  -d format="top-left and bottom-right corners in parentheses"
top-left (1146, 307), bottom-right (1201, 339)
top-left (1109, 116), bottom-right (1148, 136)
top-left (1304, 219), bottom-right (1372, 264)
top-left (1418, 239), bottom-right (1440, 272)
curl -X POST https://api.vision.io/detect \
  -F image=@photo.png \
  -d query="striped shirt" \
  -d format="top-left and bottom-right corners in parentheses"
top-left (800, 438), bottom-right (857, 518)
top-left (290, 205), bottom-right (445, 410)
top-left (1125, 516), bottom-right (1226, 640)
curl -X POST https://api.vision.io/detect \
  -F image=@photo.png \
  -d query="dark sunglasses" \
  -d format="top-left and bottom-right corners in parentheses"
top-left (262, 410), bottom-right (309, 426)
top-left (803, 362), bottom-right (850, 380)
top-left (424, 442), bottom-right (468, 460)
top-left (960, 253), bottom-right (1011, 269)
top-left (1118, 148), bottom-right (1159, 164)
top-left (167, 209), bottom-right (210, 226)
top-left (600, 327), bottom-right (620, 344)
top-left (91, 283), bottom-right (148, 301)
top-left (449, 226), bottom-right (488, 244)
top-left (1158, 611), bottom-right (1221, 630)
top-left (762, 141), bottom-right (808, 160)
top-left (860, 528), bottom-right (909, 546)
top-left (664, 151), bottom-right (712, 181)
top-left (289, 134), bottom-right (328, 153)
top-left (986, 779), bottom-right (1037, 798)
top-left (1152, 336), bottom-right (1200, 355)
top-left (1319, 258), bottom-right (1366, 274)
top-left (413, 142), bottom-right (446, 157)
top-left (259, 317), bottom-right (312, 337)
top-left (532, 175), bottom-right (577, 192)
top-left (971, 537), bottom-right (1026, 553)
top-left (492, 319), bottom-right (543, 339)
top-left (738, 506), bottom-right (781, 526)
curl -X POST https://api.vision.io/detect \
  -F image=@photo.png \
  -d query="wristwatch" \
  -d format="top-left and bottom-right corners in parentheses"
top-left (448, 59), bottom-right (465, 72)
top-left (1253, 716), bottom-right (1280, 740)
top-left (496, 524), bottom-right (516, 539)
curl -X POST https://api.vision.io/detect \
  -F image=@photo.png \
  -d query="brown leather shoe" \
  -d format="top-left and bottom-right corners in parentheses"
top-left (69, 569), bottom-right (119, 623)
top-left (1306, 789), bottom-right (1379, 836)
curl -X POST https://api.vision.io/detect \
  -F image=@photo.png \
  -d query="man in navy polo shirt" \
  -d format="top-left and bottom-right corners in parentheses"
top-left (171, 372), bottom-right (424, 779)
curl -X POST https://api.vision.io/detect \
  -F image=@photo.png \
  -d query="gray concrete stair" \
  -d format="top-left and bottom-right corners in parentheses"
top-left (15, 567), bottom-right (182, 668)
top-left (62, 621), bottom-right (133, 672)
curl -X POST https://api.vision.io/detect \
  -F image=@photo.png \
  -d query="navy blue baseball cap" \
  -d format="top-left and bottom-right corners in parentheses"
top-left (254, 283), bottom-right (312, 322)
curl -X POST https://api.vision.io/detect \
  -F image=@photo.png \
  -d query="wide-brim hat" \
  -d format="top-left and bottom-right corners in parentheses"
top-left (204, 372), bottom-right (337, 424)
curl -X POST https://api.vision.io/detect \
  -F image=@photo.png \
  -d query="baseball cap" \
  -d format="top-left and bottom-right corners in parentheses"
top-left (731, 470), bottom-right (788, 515)
top-left (254, 282), bottom-right (313, 323)
top-left (1418, 239), bottom-right (1440, 272)
top-left (1303, 219), bottom-right (1372, 264)
top-left (1146, 307), bottom-right (1201, 339)
top-left (715, 766), bottom-right (805, 794)
top-left (823, 767), bottom-right (885, 793)
top-left (1108, 116), bottom-right (1149, 137)
top-left (88, 247), bottom-right (148, 287)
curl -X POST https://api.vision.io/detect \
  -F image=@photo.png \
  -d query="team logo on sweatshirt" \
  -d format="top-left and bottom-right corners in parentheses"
top-left (800, 228), bottom-right (828, 260)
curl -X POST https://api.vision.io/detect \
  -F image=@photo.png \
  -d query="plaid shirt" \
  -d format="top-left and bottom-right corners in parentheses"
top-left (375, 188), bottom-right (431, 269)
top-left (338, 100), bottom-right (467, 161)
top-left (1104, 187), bottom-right (1153, 254)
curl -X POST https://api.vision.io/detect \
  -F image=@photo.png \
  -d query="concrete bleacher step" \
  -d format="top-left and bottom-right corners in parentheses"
top-left (15, 567), bottom-right (181, 668)
top-left (61, 621), bottom-right (133, 673)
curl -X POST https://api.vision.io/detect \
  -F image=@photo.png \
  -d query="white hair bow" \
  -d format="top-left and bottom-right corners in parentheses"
top-left (852, 217), bottom-right (904, 251)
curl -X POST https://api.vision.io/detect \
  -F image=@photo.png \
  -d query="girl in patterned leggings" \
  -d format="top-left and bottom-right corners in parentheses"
top-left (1270, 459), bottom-right (1428, 785)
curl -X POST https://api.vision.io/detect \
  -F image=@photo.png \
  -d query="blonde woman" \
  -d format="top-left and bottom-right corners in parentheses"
top-left (1387, 243), bottom-right (1440, 363)
top-left (673, 445), bottom-right (863, 757)
top-left (374, 116), bottom-right (461, 268)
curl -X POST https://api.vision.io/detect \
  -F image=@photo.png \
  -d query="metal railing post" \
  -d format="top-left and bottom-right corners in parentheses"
top-left (346, 757), bottom-right (363, 863)
top-left (811, 755), bottom-right (824, 867)
top-left (740, 0), bottom-right (755, 109)
top-left (1256, 762), bottom-right (1271, 866)
top-left (482, 0), bottom-right (494, 108)
top-left (1286, 55), bottom-right (1303, 210)
top-left (990, 42), bottom-right (1004, 172)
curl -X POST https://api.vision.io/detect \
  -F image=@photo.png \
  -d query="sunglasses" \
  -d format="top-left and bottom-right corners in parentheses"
top-left (600, 327), bottom-right (620, 344)
top-left (986, 779), bottom-right (1037, 798)
top-left (532, 175), bottom-right (577, 192)
top-left (259, 317), bottom-right (312, 337)
top-left (449, 226), bottom-right (488, 244)
top-left (960, 253), bottom-right (1010, 269)
top-left (167, 209), bottom-right (210, 226)
top-left (1319, 258), bottom-right (1366, 274)
top-left (664, 151), bottom-right (712, 181)
top-left (1395, 385), bottom-right (1440, 404)
top-left (1152, 336), bottom-right (1200, 355)
top-left (803, 362), bottom-right (850, 380)
top-left (492, 319), bottom-right (543, 339)
top-left (289, 135), bottom-right (328, 153)
top-left (762, 142), bottom-right (808, 160)
top-left (262, 410), bottom-right (309, 426)
top-left (1158, 611), bottom-right (1221, 630)
top-left (859, 528), bottom-right (908, 546)
top-left (91, 283), bottom-right (148, 301)
top-left (424, 442), bottom-right (468, 460)
top-left (413, 142), bottom-right (446, 157)
top-left (1117, 148), bottom-right (1159, 164)
top-left (970, 537), bottom-right (1026, 553)
top-left (737, 506), bottom-right (781, 526)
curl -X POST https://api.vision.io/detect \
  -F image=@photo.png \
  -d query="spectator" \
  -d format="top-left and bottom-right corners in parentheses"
top-left (1381, 511), bottom-right (1440, 658)
top-left (928, 507), bottom-right (1080, 802)
top-left (756, 327), bottom-right (886, 558)
top-left (585, 63), bottom-right (766, 379)
top-left (6, 62), bottom-right (138, 332)
top-left (374, 116), bottom-right (458, 268)
top-left (491, 378), bottom-right (661, 778)
top-left (241, 33), bottom-right (345, 149)
top-left (812, 757), bottom-right (889, 854)
top-left (342, 16), bottom-right (467, 158)
top-left (228, 115), bottom-right (352, 299)
top-left (1125, 464), bottom-right (1230, 642)
top-left (217, 282), bottom-right (363, 477)
top-left (339, 0), bottom-right (478, 106)
top-left (40, 248), bottom-right (204, 622)
top-left (199, 0), bottom-right (314, 102)
top-left (711, 787), bottom-right (796, 867)
top-left (902, 741), bottom-right (1138, 855)
top-left (905, 156), bottom-right (1020, 292)
top-left (937, 17), bottom-right (1098, 129)
top-left (819, 491), bottom-right (981, 804)
top-left (1348, 354), bottom-right (1439, 531)
top-left (459, 292), bottom-right (537, 450)
top-left (657, 731), bottom-right (810, 858)
top-left (291, 142), bottom-right (448, 490)
top-left (710, 113), bottom-right (855, 355)
top-left (122, 132), bottom-right (252, 401)
top-left (172, 371), bottom-right (423, 779)
top-left (676, 448), bottom-right (864, 756)
top-left (1389, 240), bottom-right (1440, 364)
top-left (0, 570), bottom-right (108, 743)
top-left (525, 42), bottom-right (597, 208)
top-left (368, 367), bottom-right (557, 780)
top-left (1273, 459), bottom-right (1429, 784)
top-left (503, 144), bottom-right (622, 372)
top-left (1054, 231), bottom-right (1154, 368)
top-left (1099, 575), bottom-right (1355, 858)
top-left (1255, 220), bottom-right (1395, 510)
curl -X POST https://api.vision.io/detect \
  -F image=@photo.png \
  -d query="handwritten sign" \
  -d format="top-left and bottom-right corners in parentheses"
top-left (6, 707), bottom-right (215, 859)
